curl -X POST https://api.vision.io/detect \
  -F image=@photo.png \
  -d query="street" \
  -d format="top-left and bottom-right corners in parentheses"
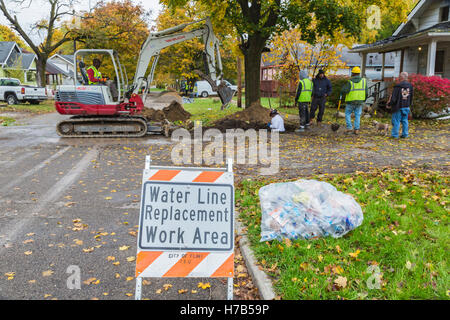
top-left (0, 113), bottom-right (230, 300)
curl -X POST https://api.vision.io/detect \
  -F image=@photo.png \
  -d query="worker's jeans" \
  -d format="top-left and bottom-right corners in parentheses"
top-left (345, 104), bottom-right (362, 130)
top-left (298, 102), bottom-right (310, 127)
top-left (391, 107), bottom-right (410, 138)
top-left (310, 96), bottom-right (326, 122)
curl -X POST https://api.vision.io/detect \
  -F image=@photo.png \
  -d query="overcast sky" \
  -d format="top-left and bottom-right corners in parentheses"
top-left (0, 0), bottom-right (163, 44)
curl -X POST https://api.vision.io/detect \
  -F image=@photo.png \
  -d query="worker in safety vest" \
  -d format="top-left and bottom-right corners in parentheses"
top-left (86, 59), bottom-right (105, 85)
top-left (340, 66), bottom-right (368, 135)
top-left (294, 70), bottom-right (313, 132)
top-left (86, 58), bottom-right (118, 100)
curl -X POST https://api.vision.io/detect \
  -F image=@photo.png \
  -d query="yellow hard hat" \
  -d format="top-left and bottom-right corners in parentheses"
top-left (351, 66), bottom-right (361, 74)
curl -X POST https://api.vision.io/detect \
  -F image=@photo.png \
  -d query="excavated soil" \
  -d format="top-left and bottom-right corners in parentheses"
top-left (153, 91), bottom-right (183, 104)
top-left (140, 101), bottom-right (191, 122)
top-left (210, 102), bottom-right (298, 132)
top-left (162, 101), bottom-right (191, 122)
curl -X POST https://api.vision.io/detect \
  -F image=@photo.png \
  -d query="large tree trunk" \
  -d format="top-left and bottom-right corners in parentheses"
top-left (36, 58), bottom-right (47, 87)
top-left (242, 35), bottom-right (266, 108)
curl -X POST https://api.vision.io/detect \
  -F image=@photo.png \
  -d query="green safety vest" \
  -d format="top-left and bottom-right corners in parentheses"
top-left (345, 78), bottom-right (366, 102)
top-left (86, 66), bottom-right (102, 85)
top-left (297, 78), bottom-right (313, 103)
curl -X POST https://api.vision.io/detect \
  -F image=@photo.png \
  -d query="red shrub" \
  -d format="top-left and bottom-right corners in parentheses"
top-left (406, 74), bottom-right (450, 118)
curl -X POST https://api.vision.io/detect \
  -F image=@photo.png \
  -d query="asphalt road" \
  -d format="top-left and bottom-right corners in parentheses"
top-left (0, 113), bottom-right (230, 300)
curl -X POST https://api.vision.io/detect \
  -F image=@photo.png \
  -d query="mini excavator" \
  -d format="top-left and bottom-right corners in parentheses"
top-left (55, 17), bottom-right (233, 138)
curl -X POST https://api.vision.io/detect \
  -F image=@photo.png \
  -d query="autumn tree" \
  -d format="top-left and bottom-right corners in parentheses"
top-left (154, 3), bottom-right (237, 89)
top-left (264, 27), bottom-right (348, 89)
top-left (162, 0), bottom-right (361, 107)
top-left (0, 24), bottom-right (29, 50)
top-left (343, 0), bottom-right (418, 43)
top-left (73, 0), bottom-right (150, 81)
top-left (0, 0), bottom-right (80, 86)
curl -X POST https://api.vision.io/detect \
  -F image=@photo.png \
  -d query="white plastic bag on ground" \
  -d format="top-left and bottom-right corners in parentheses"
top-left (259, 179), bottom-right (363, 241)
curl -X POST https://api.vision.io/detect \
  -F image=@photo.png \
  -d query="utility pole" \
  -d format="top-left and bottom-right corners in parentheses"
top-left (73, 8), bottom-right (77, 54)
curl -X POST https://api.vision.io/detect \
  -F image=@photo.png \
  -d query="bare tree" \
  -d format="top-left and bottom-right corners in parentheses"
top-left (0, 0), bottom-right (78, 86)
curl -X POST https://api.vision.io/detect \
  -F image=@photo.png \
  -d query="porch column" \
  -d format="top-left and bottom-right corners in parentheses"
top-left (360, 52), bottom-right (367, 77)
top-left (400, 49), bottom-right (405, 73)
top-left (381, 52), bottom-right (386, 80)
top-left (427, 39), bottom-right (437, 76)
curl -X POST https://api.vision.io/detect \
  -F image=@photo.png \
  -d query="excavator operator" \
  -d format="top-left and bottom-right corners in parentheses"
top-left (87, 58), bottom-right (118, 100)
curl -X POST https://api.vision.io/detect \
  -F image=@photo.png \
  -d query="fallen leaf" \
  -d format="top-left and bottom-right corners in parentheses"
top-left (83, 277), bottom-right (97, 285)
top-left (405, 261), bottom-right (415, 270)
top-left (334, 276), bottom-right (347, 289)
top-left (198, 282), bottom-right (211, 289)
top-left (349, 249), bottom-right (361, 258)
top-left (5, 272), bottom-right (15, 280)
top-left (42, 270), bottom-right (54, 277)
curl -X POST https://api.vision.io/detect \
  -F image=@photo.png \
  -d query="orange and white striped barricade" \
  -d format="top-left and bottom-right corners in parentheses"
top-left (135, 156), bottom-right (234, 300)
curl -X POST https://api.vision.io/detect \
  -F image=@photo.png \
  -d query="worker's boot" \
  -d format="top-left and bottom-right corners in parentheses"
top-left (353, 129), bottom-right (359, 135)
top-left (295, 126), bottom-right (305, 133)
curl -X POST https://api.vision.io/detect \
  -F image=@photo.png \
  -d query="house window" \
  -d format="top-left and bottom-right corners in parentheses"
top-left (440, 6), bottom-right (449, 22)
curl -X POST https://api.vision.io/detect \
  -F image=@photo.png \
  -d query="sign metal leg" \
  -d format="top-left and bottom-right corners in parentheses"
top-left (227, 277), bottom-right (233, 300)
top-left (135, 277), bottom-right (142, 300)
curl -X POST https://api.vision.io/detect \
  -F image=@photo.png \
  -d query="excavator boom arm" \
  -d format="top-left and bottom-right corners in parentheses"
top-left (131, 17), bottom-right (233, 107)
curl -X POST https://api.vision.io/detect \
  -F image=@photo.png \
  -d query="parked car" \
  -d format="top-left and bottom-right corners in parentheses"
top-left (0, 78), bottom-right (47, 105)
top-left (193, 79), bottom-right (237, 98)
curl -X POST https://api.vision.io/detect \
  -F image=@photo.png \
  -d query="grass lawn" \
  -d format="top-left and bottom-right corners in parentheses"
top-left (236, 169), bottom-right (449, 299)
top-left (1, 100), bottom-right (55, 114)
top-left (0, 116), bottom-right (16, 126)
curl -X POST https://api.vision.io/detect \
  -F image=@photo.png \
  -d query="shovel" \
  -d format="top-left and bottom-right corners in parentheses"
top-left (331, 95), bottom-right (342, 132)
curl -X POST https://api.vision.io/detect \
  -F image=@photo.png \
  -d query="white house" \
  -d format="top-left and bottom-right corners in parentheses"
top-left (351, 0), bottom-right (450, 78)
top-left (48, 53), bottom-right (75, 84)
top-left (329, 46), bottom-right (396, 80)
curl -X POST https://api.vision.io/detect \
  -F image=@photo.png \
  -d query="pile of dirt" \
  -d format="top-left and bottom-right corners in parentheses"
top-left (140, 108), bottom-right (166, 121)
top-left (163, 101), bottom-right (191, 122)
top-left (153, 91), bottom-right (183, 104)
top-left (141, 101), bottom-right (191, 123)
top-left (210, 102), bottom-right (298, 131)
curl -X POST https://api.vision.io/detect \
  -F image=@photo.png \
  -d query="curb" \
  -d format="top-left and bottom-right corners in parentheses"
top-left (235, 219), bottom-right (276, 300)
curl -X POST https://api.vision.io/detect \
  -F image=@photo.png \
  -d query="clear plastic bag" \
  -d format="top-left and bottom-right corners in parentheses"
top-left (259, 179), bottom-right (363, 241)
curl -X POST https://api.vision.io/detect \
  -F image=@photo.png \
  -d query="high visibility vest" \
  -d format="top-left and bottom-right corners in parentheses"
top-left (297, 78), bottom-right (313, 103)
top-left (345, 78), bottom-right (366, 102)
top-left (86, 66), bottom-right (102, 85)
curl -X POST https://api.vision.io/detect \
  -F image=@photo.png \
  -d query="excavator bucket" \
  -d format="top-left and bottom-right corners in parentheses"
top-left (195, 70), bottom-right (234, 109)
top-left (216, 82), bottom-right (234, 109)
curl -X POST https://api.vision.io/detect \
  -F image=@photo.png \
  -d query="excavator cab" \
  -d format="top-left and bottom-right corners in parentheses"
top-left (56, 49), bottom-right (128, 110)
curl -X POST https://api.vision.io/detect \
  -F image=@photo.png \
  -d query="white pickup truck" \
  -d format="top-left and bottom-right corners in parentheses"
top-left (0, 77), bottom-right (47, 105)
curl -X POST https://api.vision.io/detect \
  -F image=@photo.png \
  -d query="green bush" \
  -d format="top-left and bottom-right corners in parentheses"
top-left (327, 75), bottom-right (350, 108)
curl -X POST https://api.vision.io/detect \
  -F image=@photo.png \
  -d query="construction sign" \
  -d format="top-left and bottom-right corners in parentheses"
top-left (135, 156), bottom-right (234, 299)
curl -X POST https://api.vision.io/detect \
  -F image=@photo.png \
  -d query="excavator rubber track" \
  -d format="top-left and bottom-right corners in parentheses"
top-left (56, 115), bottom-right (148, 138)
